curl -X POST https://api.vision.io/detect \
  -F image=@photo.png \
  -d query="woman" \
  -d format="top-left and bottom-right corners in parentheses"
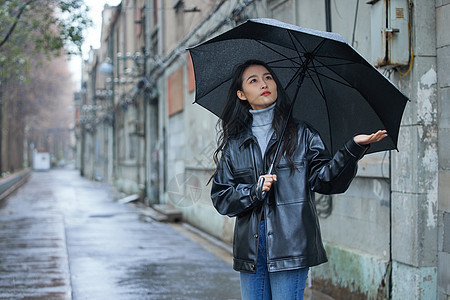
top-left (210, 60), bottom-right (387, 300)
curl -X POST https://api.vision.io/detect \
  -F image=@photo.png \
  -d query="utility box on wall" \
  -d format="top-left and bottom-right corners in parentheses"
top-left (368, 0), bottom-right (410, 67)
top-left (388, 0), bottom-right (410, 65)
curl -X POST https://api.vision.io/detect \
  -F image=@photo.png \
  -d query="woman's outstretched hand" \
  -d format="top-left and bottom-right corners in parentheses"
top-left (354, 130), bottom-right (388, 145)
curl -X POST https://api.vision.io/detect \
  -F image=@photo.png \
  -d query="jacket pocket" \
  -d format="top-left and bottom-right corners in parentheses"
top-left (277, 155), bottom-right (305, 169)
top-left (232, 168), bottom-right (254, 184)
top-left (274, 159), bottom-right (307, 205)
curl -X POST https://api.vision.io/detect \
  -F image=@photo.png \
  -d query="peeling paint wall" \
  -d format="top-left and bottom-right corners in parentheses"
top-left (389, 1), bottom-right (439, 298)
top-left (311, 243), bottom-right (389, 299)
top-left (418, 68), bottom-right (439, 229)
top-left (437, 1), bottom-right (450, 299)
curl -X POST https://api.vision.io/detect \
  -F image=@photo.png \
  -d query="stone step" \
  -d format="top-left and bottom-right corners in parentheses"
top-left (152, 204), bottom-right (182, 222)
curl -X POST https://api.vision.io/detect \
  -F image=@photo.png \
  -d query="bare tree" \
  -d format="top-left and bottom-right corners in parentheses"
top-left (0, 0), bottom-right (90, 174)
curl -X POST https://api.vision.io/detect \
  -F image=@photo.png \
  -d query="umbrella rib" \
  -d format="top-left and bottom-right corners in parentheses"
top-left (288, 29), bottom-right (309, 54)
top-left (195, 75), bottom-right (233, 105)
top-left (305, 68), bottom-right (326, 99)
top-left (255, 36), bottom-right (361, 92)
top-left (310, 54), bottom-right (385, 83)
top-left (268, 57), bottom-right (301, 66)
top-left (312, 57), bottom-right (392, 137)
top-left (272, 58), bottom-right (362, 70)
top-left (265, 39), bottom-right (327, 174)
top-left (283, 38), bottom-right (328, 91)
top-left (312, 54), bottom-right (362, 64)
top-left (255, 40), bottom-right (305, 91)
top-left (274, 61), bottom-right (356, 71)
top-left (255, 31), bottom-right (315, 90)
top-left (266, 56), bottom-right (362, 69)
top-left (255, 40), bottom-right (299, 66)
top-left (305, 67), bottom-right (355, 89)
top-left (308, 61), bottom-right (358, 68)
top-left (312, 57), bottom-right (362, 89)
top-left (306, 59), bottom-right (334, 153)
top-left (263, 41), bottom-right (307, 91)
top-left (285, 30), bottom-right (309, 82)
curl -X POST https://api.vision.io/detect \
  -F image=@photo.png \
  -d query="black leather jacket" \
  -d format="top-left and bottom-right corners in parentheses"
top-left (211, 121), bottom-right (368, 273)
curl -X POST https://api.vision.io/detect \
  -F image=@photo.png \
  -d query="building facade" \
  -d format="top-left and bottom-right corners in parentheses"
top-left (76, 0), bottom-right (449, 298)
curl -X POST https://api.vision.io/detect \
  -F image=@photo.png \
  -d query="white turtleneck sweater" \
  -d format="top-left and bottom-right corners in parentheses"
top-left (249, 102), bottom-right (276, 158)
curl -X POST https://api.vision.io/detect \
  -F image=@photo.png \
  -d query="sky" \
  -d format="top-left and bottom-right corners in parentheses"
top-left (69, 0), bottom-right (122, 86)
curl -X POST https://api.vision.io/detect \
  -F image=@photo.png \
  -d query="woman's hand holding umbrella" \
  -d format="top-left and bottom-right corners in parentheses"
top-left (257, 174), bottom-right (277, 193)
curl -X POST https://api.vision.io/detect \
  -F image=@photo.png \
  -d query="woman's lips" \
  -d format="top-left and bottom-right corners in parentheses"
top-left (261, 91), bottom-right (271, 96)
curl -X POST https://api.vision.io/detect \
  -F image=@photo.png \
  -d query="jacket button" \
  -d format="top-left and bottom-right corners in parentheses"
top-left (254, 234), bottom-right (258, 238)
top-left (251, 264), bottom-right (256, 270)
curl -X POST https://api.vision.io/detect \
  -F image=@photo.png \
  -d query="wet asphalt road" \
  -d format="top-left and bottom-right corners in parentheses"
top-left (0, 168), bottom-right (241, 300)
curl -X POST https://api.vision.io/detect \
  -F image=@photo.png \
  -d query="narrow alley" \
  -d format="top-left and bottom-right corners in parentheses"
top-left (0, 168), bottom-right (241, 299)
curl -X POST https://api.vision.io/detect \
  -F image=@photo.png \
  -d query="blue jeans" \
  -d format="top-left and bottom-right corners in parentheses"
top-left (240, 221), bottom-right (309, 300)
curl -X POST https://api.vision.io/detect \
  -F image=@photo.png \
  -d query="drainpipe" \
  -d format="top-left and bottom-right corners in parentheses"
top-left (388, 151), bottom-right (393, 299)
top-left (144, 0), bottom-right (151, 204)
top-left (386, 3), bottom-right (393, 298)
top-left (325, 0), bottom-right (332, 32)
top-left (0, 86), bottom-right (2, 173)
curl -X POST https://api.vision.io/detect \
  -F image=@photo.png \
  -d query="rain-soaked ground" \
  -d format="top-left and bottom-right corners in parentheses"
top-left (0, 167), bottom-right (334, 300)
top-left (0, 167), bottom-right (241, 299)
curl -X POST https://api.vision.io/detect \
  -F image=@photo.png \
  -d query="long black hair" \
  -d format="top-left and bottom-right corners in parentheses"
top-left (210, 60), bottom-right (298, 182)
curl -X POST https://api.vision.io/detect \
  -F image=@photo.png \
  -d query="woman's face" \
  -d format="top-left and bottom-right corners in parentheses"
top-left (237, 65), bottom-right (278, 110)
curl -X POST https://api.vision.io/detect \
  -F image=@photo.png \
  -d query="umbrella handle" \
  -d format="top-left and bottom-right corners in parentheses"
top-left (257, 164), bottom-right (274, 200)
top-left (257, 176), bottom-right (265, 200)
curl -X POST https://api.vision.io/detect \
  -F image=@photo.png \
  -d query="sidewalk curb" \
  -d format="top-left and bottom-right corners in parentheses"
top-left (0, 169), bottom-right (31, 204)
top-left (180, 222), bottom-right (233, 255)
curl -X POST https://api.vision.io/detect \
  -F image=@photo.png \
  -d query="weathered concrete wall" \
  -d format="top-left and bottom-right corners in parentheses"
top-left (437, 0), bottom-right (450, 299)
top-left (390, 1), bottom-right (439, 298)
top-left (312, 242), bottom-right (389, 299)
top-left (313, 155), bottom-right (391, 298)
top-left (181, 58), bottom-right (234, 242)
top-left (320, 163), bottom-right (390, 257)
top-left (153, 0), bottom-right (447, 298)
top-left (115, 106), bottom-right (143, 195)
top-left (158, 0), bottom-right (257, 244)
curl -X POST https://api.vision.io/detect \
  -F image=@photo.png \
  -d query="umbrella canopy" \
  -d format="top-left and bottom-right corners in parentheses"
top-left (188, 18), bottom-right (409, 155)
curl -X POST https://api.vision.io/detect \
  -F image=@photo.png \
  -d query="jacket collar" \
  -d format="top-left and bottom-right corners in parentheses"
top-left (237, 126), bottom-right (279, 149)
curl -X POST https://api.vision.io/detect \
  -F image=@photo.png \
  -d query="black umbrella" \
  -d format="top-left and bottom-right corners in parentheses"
top-left (188, 18), bottom-right (408, 158)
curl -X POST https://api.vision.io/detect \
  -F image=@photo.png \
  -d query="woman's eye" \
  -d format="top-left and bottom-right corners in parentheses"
top-left (265, 75), bottom-right (273, 80)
